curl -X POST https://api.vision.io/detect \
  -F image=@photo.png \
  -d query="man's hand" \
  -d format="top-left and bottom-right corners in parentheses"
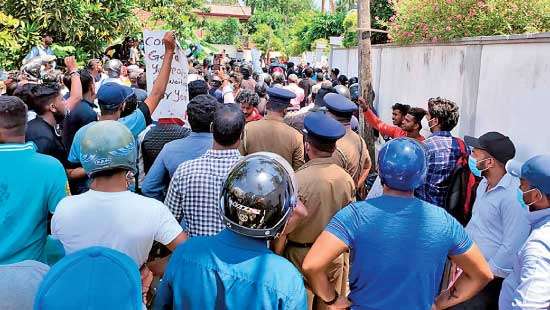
top-left (64, 56), bottom-right (78, 73)
top-left (358, 97), bottom-right (370, 111)
top-left (140, 265), bottom-right (154, 304)
top-left (327, 296), bottom-right (352, 310)
top-left (162, 31), bottom-right (176, 53)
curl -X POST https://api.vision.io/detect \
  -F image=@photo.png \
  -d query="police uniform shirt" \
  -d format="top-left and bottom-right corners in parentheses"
top-left (240, 114), bottom-right (305, 170)
top-left (290, 157), bottom-right (355, 243)
top-left (332, 128), bottom-right (370, 184)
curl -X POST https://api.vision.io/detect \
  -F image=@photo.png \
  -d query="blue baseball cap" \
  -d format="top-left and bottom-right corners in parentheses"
top-left (303, 111), bottom-right (346, 142)
top-left (507, 155), bottom-right (550, 195)
top-left (97, 82), bottom-right (134, 110)
top-left (34, 246), bottom-right (142, 309)
top-left (324, 93), bottom-right (358, 118)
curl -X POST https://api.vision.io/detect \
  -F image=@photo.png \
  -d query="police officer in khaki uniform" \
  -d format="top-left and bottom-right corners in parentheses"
top-left (240, 87), bottom-right (305, 170)
top-left (324, 93), bottom-right (371, 199)
top-left (276, 111), bottom-right (355, 310)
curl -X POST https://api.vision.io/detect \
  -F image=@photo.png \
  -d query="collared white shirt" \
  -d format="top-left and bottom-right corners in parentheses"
top-left (499, 208), bottom-right (550, 309)
top-left (465, 173), bottom-right (530, 278)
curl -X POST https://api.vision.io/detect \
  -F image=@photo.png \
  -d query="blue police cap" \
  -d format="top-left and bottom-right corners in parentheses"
top-left (267, 87), bottom-right (296, 109)
top-left (324, 93), bottom-right (358, 118)
top-left (97, 82), bottom-right (134, 110)
top-left (303, 111), bottom-right (346, 142)
top-left (507, 155), bottom-right (550, 195)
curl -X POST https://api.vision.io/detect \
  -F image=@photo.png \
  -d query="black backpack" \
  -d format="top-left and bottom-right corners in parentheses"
top-left (444, 138), bottom-right (481, 226)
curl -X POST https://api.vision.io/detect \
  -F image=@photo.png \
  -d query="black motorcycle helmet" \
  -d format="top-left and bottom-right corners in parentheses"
top-left (219, 152), bottom-right (297, 239)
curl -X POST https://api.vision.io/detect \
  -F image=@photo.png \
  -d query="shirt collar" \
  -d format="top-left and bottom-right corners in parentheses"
top-left (430, 131), bottom-right (453, 137)
top-left (204, 149), bottom-right (241, 158)
top-left (483, 173), bottom-right (515, 193)
top-left (264, 114), bottom-right (284, 122)
top-left (298, 157), bottom-right (335, 171)
top-left (216, 229), bottom-right (270, 253)
top-left (189, 132), bottom-right (213, 138)
top-left (0, 142), bottom-right (37, 152)
top-left (528, 207), bottom-right (550, 226)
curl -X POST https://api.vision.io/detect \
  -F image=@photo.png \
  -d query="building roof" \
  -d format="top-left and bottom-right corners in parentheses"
top-left (195, 4), bottom-right (252, 20)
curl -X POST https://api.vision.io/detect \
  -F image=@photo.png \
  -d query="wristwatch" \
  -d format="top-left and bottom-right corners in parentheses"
top-left (323, 290), bottom-right (339, 305)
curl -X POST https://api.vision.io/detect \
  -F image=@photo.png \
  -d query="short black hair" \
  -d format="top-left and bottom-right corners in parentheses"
top-left (12, 83), bottom-right (34, 107)
top-left (255, 82), bottom-right (267, 98)
top-left (331, 68), bottom-right (340, 76)
top-left (0, 96), bottom-right (27, 136)
top-left (304, 68), bottom-right (313, 78)
top-left (407, 107), bottom-right (427, 127)
top-left (428, 97), bottom-right (460, 131)
top-left (137, 73), bottom-right (147, 90)
top-left (188, 80), bottom-right (208, 100)
top-left (30, 84), bottom-right (60, 115)
top-left (315, 72), bottom-right (324, 81)
top-left (392, 103), bottom-right (410, 116)
top-left (80, 69), bottom-right (94, 95)
top-left (187, 94), bottom-right (218, 132)
top-left (213, 104), bottom-right (245, 146)
top-left (315, 85), bottom-right (337, 107)
top-left (338, 75), bottom-right (348, 85)
top-left (236, 89), bottom-right (260, 107)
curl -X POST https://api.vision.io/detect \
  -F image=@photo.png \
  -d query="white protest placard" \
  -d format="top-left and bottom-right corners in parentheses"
top-left (143, 30), bottom-right (189, 121)
top-left (251, 48), bottom-right (262, 75)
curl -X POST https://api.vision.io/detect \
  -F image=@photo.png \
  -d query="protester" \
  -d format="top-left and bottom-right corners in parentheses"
top-left (330, 68), bottom-right (340, 86)
top-left (390, 102), bottom-right (410, 126)
top-left (68, 31), bottom-right (175, 194)
top-left (240, 87), bottom-right (304, 170)
top-left (52, 121), bottom-right (187, 269)
top-left (284, 74), bottom-right (305, 111)
top-left (277, 111), bottom-right (355, 309)
top-left (311, 72), bottom-right (325, 98)
top-left (62, 69), bottom-right (97, 151)
top-left (142, 94), bottom-right (217, 201)
top-left (416, 97), bottom-right (462, 207)
top-left (299, 68), bottom-right (315, 103)
top-left (236, 89), bottom-right (262, 123)
top-left (97, 59), bottom-right (125, 90)
top-left (23, 33), bottom-right (54, 64)
top-left (240, 65), bottom-right (256, 91)
top-left (165, 105), bottom-right (244, 236)
top-left (188, 79), bottom-right (209, 100)
top-left (0, 260), bottom-right (50, 309)
top-left (86, 58), bottom-right (104, 83)
top-left (303, 138), bottom-right (493, 309)
top-left (325, 93), bottom-right (371, 197)
top-left (208, 75), bottom-right (224, 103)
top-left (0, 96), bottom-right (69, 264)
top-left (284, 82), bottom-right (336, 132)
top-left (499, 155), bottom-right (550, 309)
top-left (34, 247), bottom-right (143, 308)
top-left (255, 81), bottom-right (268, 115)
top-left (155, 153), bottom-right (308, 309)
top-left (359, 98), bottom-right (426, 141)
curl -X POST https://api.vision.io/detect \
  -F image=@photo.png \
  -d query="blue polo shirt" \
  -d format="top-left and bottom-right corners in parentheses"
top-left (67, 109), bottom-right (146, 194)
top-left (0, 143), bottom-right (69, 264)
top-left (326, 196), bottom-right (473, 310)
top-left (154, 229), bottom-right (307, 310)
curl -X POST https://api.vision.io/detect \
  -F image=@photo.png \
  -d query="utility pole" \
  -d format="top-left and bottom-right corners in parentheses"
top-left (357, 0), bottom-right (376, 170)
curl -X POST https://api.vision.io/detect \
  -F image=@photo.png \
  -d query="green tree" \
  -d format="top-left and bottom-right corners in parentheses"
top-left (0, 12), bottom-right (21, 69)
top-left (251, 23), bottom-right (284, 58)
top-left (146, 0), bottom-right (205, 42)
top-left (204, 18), bottom-right (242, 45)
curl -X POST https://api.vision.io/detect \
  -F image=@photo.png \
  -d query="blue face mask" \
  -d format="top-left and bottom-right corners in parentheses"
top-left (468, 156), bottom-right (483, 177)
top-left (516, 188), bottom-right (529, 210)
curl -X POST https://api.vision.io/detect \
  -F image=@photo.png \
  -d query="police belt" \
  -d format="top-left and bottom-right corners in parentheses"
top-left (287, 240), bottom-right (314, 248)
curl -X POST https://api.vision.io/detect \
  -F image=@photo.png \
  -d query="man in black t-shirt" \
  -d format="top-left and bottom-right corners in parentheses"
top-left (25, 84), bottom-right (71, 166)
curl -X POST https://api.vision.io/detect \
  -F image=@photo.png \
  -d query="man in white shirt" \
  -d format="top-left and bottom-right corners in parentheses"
top-left (52, 120), bottom-right (187, 270)
top-left (499, 155), bottom-right (550, 309)
top-left (284, 74), bottom-right (305, 111)
top-left (453, 132), bottom-right (530, 309)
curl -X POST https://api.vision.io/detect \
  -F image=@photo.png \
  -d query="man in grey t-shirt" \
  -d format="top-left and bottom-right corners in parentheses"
top-left (0, 260), bottom-right (49, 309)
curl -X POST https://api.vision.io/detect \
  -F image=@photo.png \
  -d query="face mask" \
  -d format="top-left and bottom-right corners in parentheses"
top-left (468, 156), bottom-right (490, 177)
top-left (517, 188), bottom-right (541, 211)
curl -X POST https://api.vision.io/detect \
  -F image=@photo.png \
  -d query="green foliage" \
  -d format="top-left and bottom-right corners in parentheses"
top-left (287, 12), bottom-right (346, 55)
top-left (342, 10), bottom-right (358, 47)
top-left (247, 10), bottom-right (285, 34)
top-left (0, 0), bottom-right (140, 69)
top-left (146, 0), bottom-right (204, 42)
top-left (246, 0), bottom-right (314, 17)
top-left (204, 18), bottom-right (242, 45)
top-left (388, 0), bottom-right (550, 44)
top-left (340, 0), bottom-right (393, 47)
top-left (0, 12), bottom-right (21, 69)
top-left (251, 23), bottom-right (284, 56)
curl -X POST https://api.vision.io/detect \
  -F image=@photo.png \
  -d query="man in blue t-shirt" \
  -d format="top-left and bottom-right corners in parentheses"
top-left (0, 96), bottom-right (69, 264)
top-left (66, 31), bottom-right (178, 194)
top-left (303, 138), bottom-right (494, 310)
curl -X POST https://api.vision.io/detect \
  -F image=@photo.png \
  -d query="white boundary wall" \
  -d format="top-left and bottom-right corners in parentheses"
top-left (329, 33), bottom-right (550, 161)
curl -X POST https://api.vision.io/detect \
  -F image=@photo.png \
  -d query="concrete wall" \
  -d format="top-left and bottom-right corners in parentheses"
top-left (329, 33), bottom-right (550, 161)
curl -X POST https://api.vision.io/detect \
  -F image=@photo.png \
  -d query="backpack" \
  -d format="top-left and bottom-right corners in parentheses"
top-left (444, 138), bottom-right (480, 226)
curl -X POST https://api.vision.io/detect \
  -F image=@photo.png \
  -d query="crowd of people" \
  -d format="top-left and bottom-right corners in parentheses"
top-left (1, 31), bottom-right (549, 310)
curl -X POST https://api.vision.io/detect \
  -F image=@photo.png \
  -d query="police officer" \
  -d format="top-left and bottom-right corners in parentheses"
top-left (324, 93), bottom-right (371, 198)
top-left (277, 111), bottom-right (355, 310)
top-left (240, 87), bottom-right (305, 170)
top-left (154, 153), bottom-right (308, 310)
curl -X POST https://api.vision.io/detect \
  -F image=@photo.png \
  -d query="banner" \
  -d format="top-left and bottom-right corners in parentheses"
top-left (143, 30), bottom-right (189, 121)
top-left (251, 48), bottom-right (262, 75)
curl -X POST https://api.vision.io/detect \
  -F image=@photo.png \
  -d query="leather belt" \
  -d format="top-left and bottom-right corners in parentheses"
top-left (287, 240), bottom-right (314, 248)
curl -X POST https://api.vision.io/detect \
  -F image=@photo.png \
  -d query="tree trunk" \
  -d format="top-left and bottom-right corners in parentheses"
top-left (329, 0), bottom-right (335, 13)
top-left (357, 0), bottom-right (376, 171)
top-left (321, 0), bottom-right (326, 13)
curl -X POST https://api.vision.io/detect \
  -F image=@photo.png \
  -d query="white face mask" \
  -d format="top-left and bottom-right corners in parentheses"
top-left (420, 117), bottom-right (432, 138)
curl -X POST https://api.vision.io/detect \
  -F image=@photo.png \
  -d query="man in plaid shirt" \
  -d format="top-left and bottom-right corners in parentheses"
top-left (415, 97), bottom-right (462, 208)
top-left (165, 104), bottom-right (245, 237)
